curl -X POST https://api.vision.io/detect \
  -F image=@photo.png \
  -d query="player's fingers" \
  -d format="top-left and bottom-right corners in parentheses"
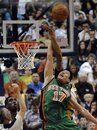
top-left (41, 24), bottom-right (50, 31)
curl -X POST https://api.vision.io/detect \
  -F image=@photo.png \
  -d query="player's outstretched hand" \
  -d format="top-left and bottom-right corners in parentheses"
top-left (41, 23), bottom-right (55, 37)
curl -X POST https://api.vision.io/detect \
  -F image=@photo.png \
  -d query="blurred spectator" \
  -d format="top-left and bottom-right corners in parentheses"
top-left (74, 2), bottom-right (87, 21)
top-left (80, 0), bottom-right (92, 15)
top-left (35, 7), bottom-right (43, 19)
top-left (24, 97), bottom-right (42, 130)
top-left (87, 121), bottom-right (96, 130)
top-left (83, 93), bottom-right (94, 110)
top-left (26, 88), bottom-right (35, 109)
top-left (3, 59), bottom-right (14, 84)
top-left (77, 41), bottom-right (88, 65)
top-left (75, 71), bottom-right (94, 103)
top-left (18, 24), bottom-right (36, 41)
top-left (74, 20), bottom-right (83, 33)
top-left (78, 20), bottom-right (90, 42)
top-left (79, 116), bottom-right (88, 130)
top-left (94, 85), bottom-right (97, 102)
top-left (90, 101), bottom-right (97, 116)
top-left (18, 2), bottom-right (37, 41)
top-left (85, 29), bottom-right (97, 54)
top-left (27, 73), bottom-right (43, 96)
top-left (69, 63), bottom-right (79, 84)
top-left (22, 33), bottom-right (32, 41)
top-left (88, 1), bottom-right (97, 29)
top-left (92, 109), bottom-right (97, 119)
top-left (4, 70), bottom-right (27, 97)
top-left (78, 13), bottom-right (86, 21)
top-left (55, 22), bottom-right (68, 47)
top-left (32, 58), bottom-right (41, 73)
top-left (39, 27), bottom-right (50, 47)
top-left (6, 24), bottom-right (13, 44)
top-left (2, 8), bottom-right (11, 20)
top-left (23, 2), bottom-right (35, 20)
top-left (20, 69), bottom-right (32, 85)
top-left (93, 62), bottom-right (97, 88)
top-left (79, 53), bottom-right (96, 83)
top-left (62, 56), bottom-right (68, 69)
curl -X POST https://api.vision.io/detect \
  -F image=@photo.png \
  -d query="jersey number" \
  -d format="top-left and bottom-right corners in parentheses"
top-left (53, 91), bottom-right (66, 102)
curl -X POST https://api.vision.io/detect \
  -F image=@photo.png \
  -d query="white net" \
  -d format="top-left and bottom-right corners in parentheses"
top-left (13, 44), bottom-right (40, 70)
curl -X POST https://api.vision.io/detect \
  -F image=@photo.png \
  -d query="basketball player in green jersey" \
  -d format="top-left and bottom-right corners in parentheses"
top-left (40, 24), bottom-right (97, 130)
top-left (41, 23), bottom-right (74, 120)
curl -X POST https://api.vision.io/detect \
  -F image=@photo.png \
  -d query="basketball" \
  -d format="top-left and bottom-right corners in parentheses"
top-left (52, 3), bottom-right (69, 22)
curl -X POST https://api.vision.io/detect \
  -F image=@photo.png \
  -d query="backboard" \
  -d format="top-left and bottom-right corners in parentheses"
top-left (1, 0), bottom-right (75, 57)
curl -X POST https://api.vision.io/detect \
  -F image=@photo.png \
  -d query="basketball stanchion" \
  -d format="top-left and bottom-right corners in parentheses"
top-left (10, 41), bottom-right (40, 70)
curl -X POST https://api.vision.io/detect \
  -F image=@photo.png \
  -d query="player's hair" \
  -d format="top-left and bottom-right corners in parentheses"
top-left (5, 96), bottom-right (16, 106)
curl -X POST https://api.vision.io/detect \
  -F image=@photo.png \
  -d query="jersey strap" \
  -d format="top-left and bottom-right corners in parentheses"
top-left (4, 118), bottom-right (16, 129)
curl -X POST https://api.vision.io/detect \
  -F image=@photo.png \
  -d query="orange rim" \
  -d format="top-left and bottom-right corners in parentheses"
top-left (10, 41), bottom-right (40, 54)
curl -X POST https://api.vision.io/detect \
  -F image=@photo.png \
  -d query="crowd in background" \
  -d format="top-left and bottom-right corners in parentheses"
top-left (0, 0), bottom-right (97, 130)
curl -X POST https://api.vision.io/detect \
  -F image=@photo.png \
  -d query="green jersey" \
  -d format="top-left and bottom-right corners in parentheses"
top-left (40, 78), bottom-right (82, 130)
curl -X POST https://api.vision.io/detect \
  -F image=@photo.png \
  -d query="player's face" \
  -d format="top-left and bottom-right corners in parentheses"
top-left (6, 97), bottom-right (19, 112)
top-left (57, 70), bottom-right (70, 84)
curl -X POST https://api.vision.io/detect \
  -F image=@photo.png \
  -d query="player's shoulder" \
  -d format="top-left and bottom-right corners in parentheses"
top-left (43, 76), bottom-right (55, 89)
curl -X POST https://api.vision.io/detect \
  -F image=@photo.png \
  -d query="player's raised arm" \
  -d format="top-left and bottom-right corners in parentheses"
top-left (44, 41), bottom-right (54, 85)
top-left (69, 97), bottom-right (97, 124)
top-left (13, 84), bottom-right (26, 119)
top-left (42, 24), bottom-right (63, 71)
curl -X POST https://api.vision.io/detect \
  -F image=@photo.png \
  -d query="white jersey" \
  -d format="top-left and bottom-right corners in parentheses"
top-left (0, 114), bottom-right (23, 130)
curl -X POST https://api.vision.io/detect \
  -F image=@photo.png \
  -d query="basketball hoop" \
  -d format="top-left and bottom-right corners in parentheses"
top-left (10, 41), bottom-right (40, 70)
